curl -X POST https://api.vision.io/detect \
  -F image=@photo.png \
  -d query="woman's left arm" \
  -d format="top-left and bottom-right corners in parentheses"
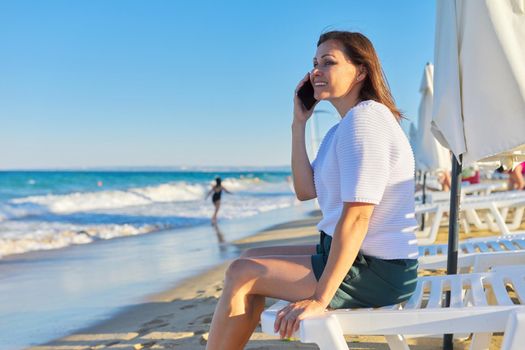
top-left (274, 201), bottom-right (374, 338)
top-left (314, 202), bottom-right (373, 304)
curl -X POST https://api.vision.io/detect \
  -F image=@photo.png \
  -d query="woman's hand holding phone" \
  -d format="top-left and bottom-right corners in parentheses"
top-left (293, 73), bottom-right (318, 126)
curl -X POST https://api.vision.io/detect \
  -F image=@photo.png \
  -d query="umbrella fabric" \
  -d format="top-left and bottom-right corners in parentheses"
top-left (415, 63), bottom-right (451, 172)
top-left (431, 0), bottom-right (525, 166)
top-left (430, 4), bottom-right (525, 348)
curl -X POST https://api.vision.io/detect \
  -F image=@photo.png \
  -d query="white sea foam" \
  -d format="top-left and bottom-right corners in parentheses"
top-left (2, 177), bottom-right (288, 220)
top-left (0, 221), bottom-right (163, 258)
top-left (8, 182), bottom-right (207, 216)
top-left (0, 178), bottom-right (297, 258)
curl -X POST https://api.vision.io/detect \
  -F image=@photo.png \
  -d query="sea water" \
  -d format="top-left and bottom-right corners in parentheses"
top-left (0, 169), bottom-right (314, 349)
top-left (0, 169), bottom-right (297, 258)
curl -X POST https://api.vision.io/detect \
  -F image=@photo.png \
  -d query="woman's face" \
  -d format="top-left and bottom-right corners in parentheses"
top-left (311, 40), bottom-right (361, 101)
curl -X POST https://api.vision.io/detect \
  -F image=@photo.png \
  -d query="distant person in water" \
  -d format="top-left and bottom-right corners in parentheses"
top-left (206, 177), bottom-right (233, 223)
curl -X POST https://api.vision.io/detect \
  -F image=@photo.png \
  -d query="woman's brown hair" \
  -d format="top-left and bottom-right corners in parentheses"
top-left (317, 31), bottom-right (403, 121)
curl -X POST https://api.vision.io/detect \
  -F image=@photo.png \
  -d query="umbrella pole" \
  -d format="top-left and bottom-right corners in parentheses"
top-left (443, 155), bottom-right (462, 350)
top-left (421, 172), bottom-right (427, 230)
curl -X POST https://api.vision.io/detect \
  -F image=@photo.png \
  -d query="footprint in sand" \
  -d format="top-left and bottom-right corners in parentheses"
top-left (198, 313), bottom-right (214, 324)
top-left (143, 318), bottom-right (170, 327)
top-left (180, 304), bottom-right (196, 310)
top-left (200, 332), bottom-right (209, 345)
top-left (138, 323), bottom-right (169, 336)
top-left (188, 312), bottom-right (214, 327)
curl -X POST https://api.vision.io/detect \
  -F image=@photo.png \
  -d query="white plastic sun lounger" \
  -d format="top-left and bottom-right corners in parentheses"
top-left (418, 234), bottom-right (525, 271)
top-left (415, 193), bottom-right (525, 244)
top-left (415, 181), bottom-right (507, 204)
top-left (463, 192), bottom-right (525, 233)
top-left (261, 266), bottom-right (525, 350)
top-left (419, 249), bottom-right (525, 273)
top-left (418, 234), bottom-right (525, 261)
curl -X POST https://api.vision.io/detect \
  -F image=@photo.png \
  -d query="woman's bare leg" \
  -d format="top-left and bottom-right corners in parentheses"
top-left (206, 255), bottom-right (317, 350)
top-left (442, 171), bottom-right (451, 191)
top-left (212, 200), bottom-right (220, 223)
top-left (514, 164), bottom-right (525, 190)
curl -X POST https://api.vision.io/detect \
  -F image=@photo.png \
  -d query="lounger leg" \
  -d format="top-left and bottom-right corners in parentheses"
top-left (469, 332), bottom-right (491, 349)
top-left (466, 209), bottom-right (487, 230)
top-left (489, 203), bottom-right (511, 235)
top-left (508, 207), bottom-right (524, 231)
top-left (429, 208), bottom-right (444, 244)
top-left (500, 207), bottom-right (509, 222)
top-left (385, 334), bottom-right (410, 350)
top-left (484, 212), bottom-right (500, 232)
top-left (501, 309), bottom-right (525, 350)
top-left (300, 315), bottom-right (349, 350)
top-left (461, 215), bottom-right (471, 234)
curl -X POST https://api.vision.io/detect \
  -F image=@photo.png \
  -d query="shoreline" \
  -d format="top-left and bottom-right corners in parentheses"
top-left (2, 203), bottom-right (314, 350)
top-left (27, 212), bottom-right (321, 350)
top-left (27, 207), bottom-right (507, 350)
top-left (147, 209), bottom-right (322, 304)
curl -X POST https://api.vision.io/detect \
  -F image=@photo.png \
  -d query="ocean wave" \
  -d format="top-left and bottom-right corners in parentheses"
top-left (0, 221), bottom-right (166, 258)
top-left (0, 177), bottom-right (289, 221)
top-left (0, 193), bottom-right (297, 258)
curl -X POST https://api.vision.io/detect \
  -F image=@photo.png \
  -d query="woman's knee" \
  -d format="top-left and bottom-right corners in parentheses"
top-left (224, 258), bottom-right (264, 288)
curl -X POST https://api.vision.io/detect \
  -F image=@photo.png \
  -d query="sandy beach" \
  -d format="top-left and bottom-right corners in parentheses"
top-left (27, 209), bottom-right (510, 350)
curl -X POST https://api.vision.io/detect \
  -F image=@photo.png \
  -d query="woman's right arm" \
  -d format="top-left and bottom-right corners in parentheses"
top-left (291, 73), bottom-right (317, 201)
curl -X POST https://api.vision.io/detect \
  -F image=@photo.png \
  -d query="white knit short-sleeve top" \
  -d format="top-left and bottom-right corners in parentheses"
top-left (312, 100), bottom-right (419, 259)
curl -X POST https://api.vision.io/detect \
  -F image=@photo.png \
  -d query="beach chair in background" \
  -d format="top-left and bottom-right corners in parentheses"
top-left (261, 266), bottom-right (525, 350)
top-left (418, 234), bottom-right (525, 272)
top-left (415, 193), bottom-right (525, 244)
top-left (465, 199), bottom-right (525, 233)
top-left (415, 202), bottom-right (447, 245)
top-left (419, 249), bottom-right (525, 272)
top-left (462, 192), bottom-right (525, 234)
top-left (415, 181), bottom-right (507, 205)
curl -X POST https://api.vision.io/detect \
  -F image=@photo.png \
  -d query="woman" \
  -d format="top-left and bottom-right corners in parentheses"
top-left (206, 31), bottom-right (419, 349)
top-left (205, 177), bottom-right (232, 223)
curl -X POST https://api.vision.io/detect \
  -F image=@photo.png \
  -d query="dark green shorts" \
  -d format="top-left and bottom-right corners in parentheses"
top-left (311, 231), bottom-right (418, 309)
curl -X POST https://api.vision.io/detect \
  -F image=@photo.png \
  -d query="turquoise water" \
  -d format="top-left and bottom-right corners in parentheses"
top-left (0, 200), bottom-right (314, 350)
top-left (0, 170), bottom-right (295, 257)
top-left (0, 170), bottom-right (291, 201)
top-left (0, 169), bottom-right (316, 349)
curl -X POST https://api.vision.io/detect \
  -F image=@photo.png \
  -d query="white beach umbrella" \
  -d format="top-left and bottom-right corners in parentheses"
top-left (432, 0), bottom-right (525, 167)
top-left (431, 2), bottom-right (525, 348)
top-left (415, 63), bottom-right (451, 173)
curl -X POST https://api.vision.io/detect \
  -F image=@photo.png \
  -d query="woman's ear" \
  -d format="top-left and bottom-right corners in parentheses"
top-left (357, 66), bottom-right (367, 82)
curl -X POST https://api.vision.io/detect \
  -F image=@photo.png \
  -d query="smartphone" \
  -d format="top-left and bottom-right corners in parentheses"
top-left (297, 79), bottom-right (317, 110)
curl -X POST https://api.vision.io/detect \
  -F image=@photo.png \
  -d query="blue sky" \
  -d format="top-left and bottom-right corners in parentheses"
top-left (0, 0), bottom-right (435, 169)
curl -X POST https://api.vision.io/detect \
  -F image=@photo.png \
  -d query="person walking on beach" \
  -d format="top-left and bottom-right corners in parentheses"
top-left (205, 177), bottom-right (232, 223)
top-left (206, 31), bottom-right (419, 349)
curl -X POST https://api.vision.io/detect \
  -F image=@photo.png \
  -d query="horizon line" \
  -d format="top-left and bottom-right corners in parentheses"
top-left (0, 165), bottom-right (292, 172)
